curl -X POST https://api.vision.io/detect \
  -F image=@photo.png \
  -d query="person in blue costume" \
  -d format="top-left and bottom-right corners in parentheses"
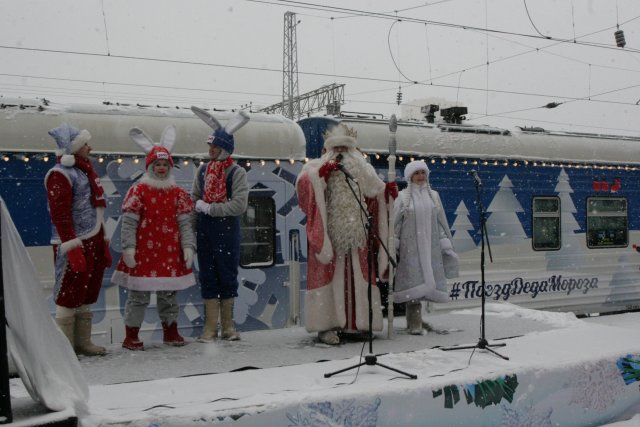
top-left (191, 107), bottom-right (250, 341)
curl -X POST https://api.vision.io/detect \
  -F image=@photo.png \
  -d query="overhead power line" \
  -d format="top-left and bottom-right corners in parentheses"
top-left (250, 0), bottom-right (640, 53)
top-left (1, 0), bottom-right (638, 127)
top-left (2, 66), bottom-right (639, 109)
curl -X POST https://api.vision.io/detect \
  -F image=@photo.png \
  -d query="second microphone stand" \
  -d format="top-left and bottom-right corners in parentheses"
top-left (324, 170), bottom-right (416, 379)
top-left (442, 173), bottom-right (508, 360)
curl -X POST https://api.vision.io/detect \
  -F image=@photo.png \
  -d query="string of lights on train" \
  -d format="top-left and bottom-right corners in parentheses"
top-left (1, 149), bottom-right (637, 172)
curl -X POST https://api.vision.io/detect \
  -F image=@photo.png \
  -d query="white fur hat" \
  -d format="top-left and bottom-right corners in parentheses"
top-left (323, 123), bottom-right (357, 150)
top-left (404, 160), bottom-right (429, 181)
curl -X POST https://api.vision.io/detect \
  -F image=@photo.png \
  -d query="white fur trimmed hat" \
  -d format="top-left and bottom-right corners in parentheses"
top-left (404, 160), bottom-right (429, 181)
top-left (48, 122), bottom-right (91, 167)
top-left (323, 123), bottom-right (357, 150)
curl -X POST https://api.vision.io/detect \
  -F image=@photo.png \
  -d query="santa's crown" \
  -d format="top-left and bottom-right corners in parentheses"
top-left (323, 123), bottom-right (357, 140)
top-left (323, 123), bottom-right (358, 149)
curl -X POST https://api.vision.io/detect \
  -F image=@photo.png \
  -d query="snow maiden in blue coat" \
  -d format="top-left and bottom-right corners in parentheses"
top-left (191, 107), bottom-right (250, 342)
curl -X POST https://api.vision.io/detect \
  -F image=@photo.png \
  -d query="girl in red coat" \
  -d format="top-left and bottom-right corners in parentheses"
top-left (111, 126), bottom-right (196, 350)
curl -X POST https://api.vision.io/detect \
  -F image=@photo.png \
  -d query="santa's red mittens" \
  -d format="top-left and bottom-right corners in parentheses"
top-left (67, 246), bottom-right (87, 273)
top-left (385, 182), bottom-right (399, 203)
top-left (319, 161), bottom-right (339, 182)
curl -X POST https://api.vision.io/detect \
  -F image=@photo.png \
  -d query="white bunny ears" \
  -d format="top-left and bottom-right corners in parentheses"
top-left (190, 107), bottom-right (250, 134)
top-left (129, 125), bottom-right (176, 154)
top-left (129, 125), bottom-right (177, 168)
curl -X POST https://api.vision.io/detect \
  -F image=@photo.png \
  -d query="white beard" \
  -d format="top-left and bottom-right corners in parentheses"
top-left (325, 151), bottom-right (369, 255)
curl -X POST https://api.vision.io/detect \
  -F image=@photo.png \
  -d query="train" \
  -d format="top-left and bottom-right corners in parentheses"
top-left (2, 96), bottom-right (640, 346)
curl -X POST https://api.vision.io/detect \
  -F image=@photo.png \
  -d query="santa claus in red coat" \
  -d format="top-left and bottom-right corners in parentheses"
top-left (295, 123), bottom-right (397, 345)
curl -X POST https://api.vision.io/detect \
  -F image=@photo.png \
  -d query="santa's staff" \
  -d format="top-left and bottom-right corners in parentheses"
top-left (387, 114), bottom-right (398, 339)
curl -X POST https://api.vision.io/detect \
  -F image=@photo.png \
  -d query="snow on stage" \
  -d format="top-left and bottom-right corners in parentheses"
top-left (76, 309), bottom-right (640, 426)
top-left (5, 193), bottom-right (640, 426)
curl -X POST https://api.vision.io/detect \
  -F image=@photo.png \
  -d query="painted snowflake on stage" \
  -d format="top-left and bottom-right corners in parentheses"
top-left (567, 359), bottom-right (624, 412)
top-left (500, 403), bottom-right (553, 427)
top-left (286, 397), bottom-right (381, 427)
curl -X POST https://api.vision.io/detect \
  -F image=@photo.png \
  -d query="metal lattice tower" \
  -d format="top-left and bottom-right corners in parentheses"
top-left (260, 12), bottom-right (345, 117)
top-left (282, 12), bottom-right (300, 120)
top-left (260, 83), bottom-right (345, 116)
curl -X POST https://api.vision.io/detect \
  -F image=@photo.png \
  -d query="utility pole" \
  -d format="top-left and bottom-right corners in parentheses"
top-left (261, 12), bottom-right (345, 117)
top-left (282, 11), bottom-right (300, 120)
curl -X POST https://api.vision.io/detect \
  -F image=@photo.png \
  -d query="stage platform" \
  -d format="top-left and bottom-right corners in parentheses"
top-left (7, 305), bottom-right (640, 426)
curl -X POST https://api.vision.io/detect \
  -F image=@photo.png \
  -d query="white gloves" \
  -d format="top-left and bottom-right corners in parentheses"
top-left (195, 200), bottom-right (210, 215)
top-left (183, 247), bottom-right (194, 269)
top-left (123, 247), bottom-right (137, 268)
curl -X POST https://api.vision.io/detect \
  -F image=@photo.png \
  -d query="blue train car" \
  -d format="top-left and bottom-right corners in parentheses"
top-left (299, 115), bottom-right (640, 315)
top-left (2, 97), bottom-right (640, 347)
top-left (0, 98), bottom-right (307, 346)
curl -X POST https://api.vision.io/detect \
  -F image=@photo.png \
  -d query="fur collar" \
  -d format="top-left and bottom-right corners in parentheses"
top-left (140, 172), bottom-right (177, 189)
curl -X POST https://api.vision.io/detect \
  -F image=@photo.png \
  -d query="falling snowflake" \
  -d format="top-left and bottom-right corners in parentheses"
top-left (286, 397), bottom-right (381, 427)
top-left (567, 359), bottom-right (624, 412)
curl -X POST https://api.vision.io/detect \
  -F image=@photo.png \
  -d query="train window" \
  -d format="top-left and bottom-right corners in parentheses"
top-left (532, 196), bottom-right (561, 250)
top-left (240, 196), bottom-right (276, 268)
top-left (586, 197), bottom-right (628, 248)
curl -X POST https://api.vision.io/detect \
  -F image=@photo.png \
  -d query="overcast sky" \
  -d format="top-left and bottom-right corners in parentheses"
top-left (1, 0), bottom-right (640, 136)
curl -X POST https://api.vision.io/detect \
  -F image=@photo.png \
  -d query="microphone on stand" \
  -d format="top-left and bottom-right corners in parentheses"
top-left (335, 153), bottom-right (357, 182)
top-left (470, 169), bottom-right (482, 187)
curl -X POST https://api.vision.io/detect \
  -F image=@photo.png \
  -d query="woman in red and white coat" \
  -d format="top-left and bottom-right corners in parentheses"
top-left (111, 126), bottom-right (196, 350)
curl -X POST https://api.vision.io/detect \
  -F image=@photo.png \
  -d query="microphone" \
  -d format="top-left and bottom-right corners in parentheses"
top-left (335, 153), bottom-right (357, 182)
top-left (470, 170), bottom-right (482, 186)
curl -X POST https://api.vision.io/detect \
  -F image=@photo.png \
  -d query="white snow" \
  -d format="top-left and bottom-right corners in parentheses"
top-left (6, 302), bottom-right (640, 426)
top-left (5, 196), bottom-right (640, 426)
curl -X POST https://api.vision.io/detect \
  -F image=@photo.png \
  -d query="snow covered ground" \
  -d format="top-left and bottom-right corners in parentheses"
top-left (7, 304), bottom-right (640, 426)
top-left (5, 197), bottom-right (640, 426)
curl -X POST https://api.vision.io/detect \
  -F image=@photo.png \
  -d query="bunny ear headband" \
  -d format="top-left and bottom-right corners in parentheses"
top-left (129, 125), bottom-right (176, 153)
top-left (190, 107), bottom-right (250, 134)
top-left (129, 125), bottom-right (177, 168)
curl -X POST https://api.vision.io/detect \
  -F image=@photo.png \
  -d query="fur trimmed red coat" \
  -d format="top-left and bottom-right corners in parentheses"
top-left (111, 180), bottom-right (195, 291)
top-left (295, 157), bottom-right (390, 333)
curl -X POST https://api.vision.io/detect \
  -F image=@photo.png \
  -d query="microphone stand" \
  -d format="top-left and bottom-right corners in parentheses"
top-left (324, 170), bottom-right (416, 379)
top-left (386, 115), bottom-right (397, 339)
top-left (441, 173), bottom-right (508, 360)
